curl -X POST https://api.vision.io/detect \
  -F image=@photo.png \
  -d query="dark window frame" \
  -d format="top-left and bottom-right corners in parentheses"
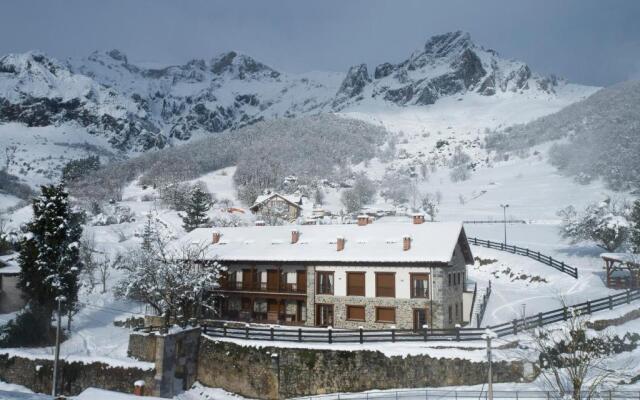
top-left (316, 271), bottom-right (334, 295)
top-left (410, 273), bottom-right (430, 299)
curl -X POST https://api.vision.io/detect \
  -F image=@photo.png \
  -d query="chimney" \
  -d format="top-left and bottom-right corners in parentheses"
top-left (291, 229), bottom-right (300, 244)
top-left (357, 215), bottom-right (368, 226)
top-left (255, 220), bottom-right (265, 226)
top-left (212, 231), bottom-right (221, 244)
top-left (412, 213), bottom-right (425, 225)
top-left (403, 235), bottom-right (411, 251)
top-left (336, 236), bottom-right (345, 251)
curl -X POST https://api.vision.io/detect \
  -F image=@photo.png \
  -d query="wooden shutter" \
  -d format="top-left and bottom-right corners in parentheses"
top-left (296, 270), bottom-right (307, 293)
top-left (346, 305), bottom-right (365, 321)
top-left (347, 272), bottom-right (365, 296)
top-left (375, 272), bottom-right (395, 297)
top-left (376, 307), bottom-right (395, 323)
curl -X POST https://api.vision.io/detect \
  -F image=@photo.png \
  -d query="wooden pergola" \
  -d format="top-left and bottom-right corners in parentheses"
top-left (601, 253), bottom-right (640, 289)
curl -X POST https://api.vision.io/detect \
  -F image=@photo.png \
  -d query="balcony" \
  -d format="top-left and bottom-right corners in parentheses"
top-left (221, 280), bottom-right (306, 294)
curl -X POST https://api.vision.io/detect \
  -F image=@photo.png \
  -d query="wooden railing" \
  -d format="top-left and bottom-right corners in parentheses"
top-left (197, 288), bottom-right (640, 343)
top-left (221, 281), bottom-right (306, 294)
top-left (468, 237), bottom-right (579, 279)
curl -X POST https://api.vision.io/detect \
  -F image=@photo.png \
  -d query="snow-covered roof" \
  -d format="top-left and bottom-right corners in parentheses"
top-left (174, 222), bottom-right (473, 265)
top-left (601, 252), bottom-right (640, 265)
top-left (250, 193), bottom-right (302, 210)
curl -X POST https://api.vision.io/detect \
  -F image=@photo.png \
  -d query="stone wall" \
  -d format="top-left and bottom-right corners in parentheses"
top-left (127, 332), bottom-right (157, 362)
top-left (0, 354), bottom-right (155, 396)
top-left (196, 336), bottom-right (533, 399)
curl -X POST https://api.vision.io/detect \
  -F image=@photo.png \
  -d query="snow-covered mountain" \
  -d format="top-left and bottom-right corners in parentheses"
top-left (0, 31), bottom-right (599, 186)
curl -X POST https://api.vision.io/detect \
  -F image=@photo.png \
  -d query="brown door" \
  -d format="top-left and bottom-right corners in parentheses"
top-left (315, 304), bottom-right (334, 327)
top-left (267, 300), bottom-right (279, 321)
top-left (296, 270), bottom-right (307, 293)
top-left (242, 269), bottom-right (252, 290)
top-left (413, 309), bottom-right (427, 331)
top-left (267, 270), bottom-right (279, 291)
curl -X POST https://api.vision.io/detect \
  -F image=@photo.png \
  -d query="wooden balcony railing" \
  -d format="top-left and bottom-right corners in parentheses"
top-left (221, 281), bottom-right (306, 294)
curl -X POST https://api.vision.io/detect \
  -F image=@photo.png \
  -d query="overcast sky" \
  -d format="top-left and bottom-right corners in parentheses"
top-left (1, 0), bottom-right (639, 86)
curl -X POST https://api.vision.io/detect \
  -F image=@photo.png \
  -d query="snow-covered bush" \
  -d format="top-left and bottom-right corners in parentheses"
top-left (449, 165), bottom-right (471, 182)
top-left (341, 173), bottom-right (377, 213)
top-left (379, 171), bottom-right (411, 206)
top-left (208, 213), bottom-right (249, 228)
top-left (558, 197), bottom-right (630, 251)
top-left (91, 204), bottom-right (135, 226)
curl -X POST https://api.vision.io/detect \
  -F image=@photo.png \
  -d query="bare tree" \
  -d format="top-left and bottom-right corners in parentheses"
top-left (115, 222), bottom-right (226, 325)
top-left (522, 302), bottom-right (632, 399)
top-left (96, 253), bottom-right (121, 294)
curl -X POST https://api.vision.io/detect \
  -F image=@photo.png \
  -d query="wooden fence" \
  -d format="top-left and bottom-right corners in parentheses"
top-left (467, 237), bottom-right (579, 279)
top-left (299, 389), bottom-right (640, 399)
top-left (196, 289), bottom-right (640, 343)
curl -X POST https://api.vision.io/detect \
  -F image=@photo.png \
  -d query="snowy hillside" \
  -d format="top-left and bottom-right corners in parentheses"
top-left (0, 31), bottom-right (599, 187)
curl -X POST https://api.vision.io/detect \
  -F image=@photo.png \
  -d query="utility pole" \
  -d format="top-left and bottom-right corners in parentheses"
top-left (52, 295), bottom-right (65, 397)
top-left (483, 329), bottom-right (496, 400)
top-left (500, 204), bottom-right (509, 245)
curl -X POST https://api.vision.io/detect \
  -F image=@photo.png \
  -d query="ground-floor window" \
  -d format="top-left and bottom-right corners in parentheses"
top-left (375, 307), bottom-right (396, 323)
top-left (346, 305), bottom-right (365, 321)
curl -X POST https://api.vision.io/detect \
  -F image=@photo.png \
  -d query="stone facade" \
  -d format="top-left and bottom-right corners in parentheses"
top-left (196, 336), bottom-right (534, 399)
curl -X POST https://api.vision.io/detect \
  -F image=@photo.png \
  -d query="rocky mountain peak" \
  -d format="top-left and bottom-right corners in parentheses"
top-left (210, 51), bottom-right (280, 79)
top-left (423, 31), bottom-right (473, 58)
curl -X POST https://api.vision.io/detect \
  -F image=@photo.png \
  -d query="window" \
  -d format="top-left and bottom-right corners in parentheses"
top-left (455, 303), bottom-right (459, 318)
top-left (448, 273), bottom-right (452, 287)
top-left (316, 271), bottom-right (334, 295)
top-left (410, 274), bottom-right (429, 298)
top-left (448, 305), bottom-right (453, 324)
top-left (347, 272), bottom-right (365, 296)
top-left (241, 298), bottom-right (252, 311)
top-left (375, 307), bottom-right (396, 323)
top-left (346, 305), bottom-right (365, 321)
top-left (375, 272), bottom-right (395, 297)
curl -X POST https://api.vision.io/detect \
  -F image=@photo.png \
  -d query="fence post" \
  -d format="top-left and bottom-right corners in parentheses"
top-left (328, 327), bottom-right (332, 344)
top-left (223, 323), bottom-right (228, 337)
top-left (456, 325), bottom-right (460, 342)
top-left (537, 251), bottom-right (541, 260)
top-left (563, 307), bottom-right (568, 321)
top-left (391, 326), bottom-right (396, 343)
top-left (538, 313), bottom-right (543, 327)
top-left (526, 248), bottom-right (529, 257)
top-left (298, 328), bottom-right (302, 342)
top-left (586, 301), bottom-right (591, 314)
top-left (270, 326), bottom-right (274, 341)
top-left (560, 262), bottom-right (565, 272)
top-left (628, 290), bottom-right (632, 304)
top-left (501, 243), bottom-right (504, 251)
top-left (512, 319), bottom-right (518, 335)
top-left (246, 324), bottom-right (250, 339)
top-left (359, 327), bottom-right (364, 344)
top-left (609, 296), bottom-right (613, 310)
top-left (423, 325), bottom-right (428, 341)
top-left (202, 323), bottom-right (207, 335)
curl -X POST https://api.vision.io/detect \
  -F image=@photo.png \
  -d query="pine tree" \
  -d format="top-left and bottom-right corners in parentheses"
top-left (180, 186), bottom-right (211, 232)
top-left (141, 213), bottom-right (156, 252)
top-left (18, 184), bottom-right (83, 318)
top-left (629, 199), bottom-right (640, 252)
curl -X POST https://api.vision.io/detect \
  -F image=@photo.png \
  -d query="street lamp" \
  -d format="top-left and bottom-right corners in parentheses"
top-left (500, 204), bottom-right (509, 245)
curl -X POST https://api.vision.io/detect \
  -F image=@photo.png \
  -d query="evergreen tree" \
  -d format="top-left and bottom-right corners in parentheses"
top-left (629, 199), bottom-right (640, 252)
top-left (180, 185), bottom-right (211, 232)
top-left (18, 184), bottom-right (83, 318)
top-left (141, 213), bottom-right (156, 252)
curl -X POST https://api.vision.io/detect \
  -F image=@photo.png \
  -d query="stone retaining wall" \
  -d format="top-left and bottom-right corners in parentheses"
top-left (197, 336), bottom-right (534, 399)
top-left (0, 354), bottom-right (155, 396)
